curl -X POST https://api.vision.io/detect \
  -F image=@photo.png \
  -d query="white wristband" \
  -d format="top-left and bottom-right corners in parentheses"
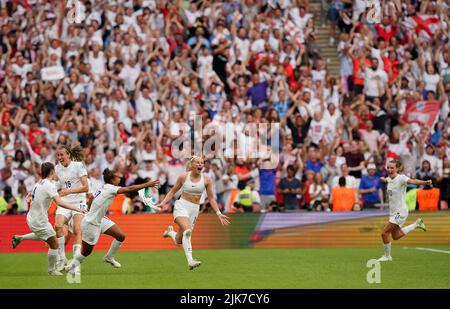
top-left (216, 210), bottom-right (222, 216)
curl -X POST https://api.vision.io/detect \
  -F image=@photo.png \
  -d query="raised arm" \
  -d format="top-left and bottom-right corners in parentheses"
top-left (117, 178), bottom-right (160, 195)
top-left (407, 178), bottom-right (433, 186)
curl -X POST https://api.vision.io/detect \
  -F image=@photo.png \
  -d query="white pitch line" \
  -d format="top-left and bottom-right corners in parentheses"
top-left (415, 247), bottom-right (450, 254)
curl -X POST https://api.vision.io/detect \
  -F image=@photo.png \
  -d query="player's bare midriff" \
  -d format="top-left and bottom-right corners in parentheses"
top-left (180, 192), bottom-right (201, 205)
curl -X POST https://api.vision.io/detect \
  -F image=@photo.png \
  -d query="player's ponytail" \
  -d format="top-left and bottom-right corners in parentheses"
top-left (103, 168), bottom-right (116, 184)
top-left (69, 145), bottom-right (84, 162)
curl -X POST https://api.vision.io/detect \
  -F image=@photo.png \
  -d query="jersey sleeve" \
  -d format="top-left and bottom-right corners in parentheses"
top-left (402, 175), bottom-right (410, 185)
top-left (109, 185), bottom-right (121, 196)
top-left (77, 162), bottom-right (88, 177)
top-left (46, 182), bottom-right (59, 199)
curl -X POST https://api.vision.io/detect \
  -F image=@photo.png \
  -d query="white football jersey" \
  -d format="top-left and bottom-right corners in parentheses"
top-left (55, 161), bottom-right (88, 204)
top-left (84, 184), bottom-right (120, 226)
top-left (386, 174), bottom-right (410, 215)
top-left (27, 179), bottom-right (58, 230)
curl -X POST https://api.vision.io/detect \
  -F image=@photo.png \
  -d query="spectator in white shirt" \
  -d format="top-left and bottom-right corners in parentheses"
top-left (363, 57), bottom-right (388, 99)
top-left (331, 163), bottom-right (358, 189)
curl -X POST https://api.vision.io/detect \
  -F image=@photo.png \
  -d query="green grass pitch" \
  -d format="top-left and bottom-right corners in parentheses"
top-left (1, 247), bottom-right (449, 289)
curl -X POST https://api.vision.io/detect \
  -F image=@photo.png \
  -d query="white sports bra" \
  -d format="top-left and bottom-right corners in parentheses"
top-left (182, 172), bottom-right (205, 196)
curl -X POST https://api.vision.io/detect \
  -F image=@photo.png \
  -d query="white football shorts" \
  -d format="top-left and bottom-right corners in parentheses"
top-left (80, 218), bottom-right (101, 246)
top-left (68, 216), bottom-right (115, 234)
top-left (173, 198), bottom-right (200, 229)
top-left (389, 209), bottom-right (408, 227)
top-left (26, 220), bottom-right (56, 241)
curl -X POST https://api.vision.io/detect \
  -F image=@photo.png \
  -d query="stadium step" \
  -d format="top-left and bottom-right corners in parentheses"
top-left (309, 0), bottom-right (340, 79)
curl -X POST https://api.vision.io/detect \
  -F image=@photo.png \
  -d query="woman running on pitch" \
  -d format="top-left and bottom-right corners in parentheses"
top-left (65, 179), bottom-right (126, 268)
top-left (377, 160), bottom-right (430, 262)
top-left (54, 145), bottom-right (89, 270)
top-left (157, 156), bottom-right (231, 270)
top-left (11, 162), bottom-right (86, 275)
top-left (14, 180), bottom-right (124, 268)
top-left (65, 169), bottom-right (159, 275)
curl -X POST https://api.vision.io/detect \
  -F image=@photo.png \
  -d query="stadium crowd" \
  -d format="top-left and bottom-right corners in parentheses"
top-left (0, 0), bottom-right (449, 215)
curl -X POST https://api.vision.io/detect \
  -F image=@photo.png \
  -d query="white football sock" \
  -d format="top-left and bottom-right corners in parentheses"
top-left (67, 252), bottom-right (86, 271)
top-left (20, 233), bottom-right (40, 241)
top-left (73, 244), bottom-right (81, 257)
top-left (182, 229), bottom-right (193, 263)
top-left (384, 242), bottom-right (391, 257)
top-left (58, 236), bottom-right (66, 261)
top-left (74, 252), bottom-right (86, 264)
top-left (105, 239), bottom-right (123, 259)
top-left (48, 248), bottom-right (58, 272)
top-left (401, 223), bottom-right (416, 235)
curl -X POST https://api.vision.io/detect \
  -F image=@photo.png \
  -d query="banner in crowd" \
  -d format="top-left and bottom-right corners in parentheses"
top-left (401, 100), bottom-right (440, 128)
top-left (41, 65), bottom-right (65, 81)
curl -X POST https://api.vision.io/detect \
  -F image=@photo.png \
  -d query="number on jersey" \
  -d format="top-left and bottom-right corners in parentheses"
top-left (31, 186), bottom-right (37, 201)
top-left (65, 181), bottom-right (72, 188)
top-left (94, 190), bottom-right (102, 198)
top-left (31, 180), bottom-right (45, 201)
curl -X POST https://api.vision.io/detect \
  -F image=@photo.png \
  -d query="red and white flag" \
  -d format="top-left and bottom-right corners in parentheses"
top-left (283, 19), bottom-right (304, 46)
top-left (401, 100), bottom-right (440, 128)
top-left (403, 14), bottom-right (441, 40)
top-left (386, 143), bottom-right (403, 161)
top-left (385, 130), bottom-right (411, 163)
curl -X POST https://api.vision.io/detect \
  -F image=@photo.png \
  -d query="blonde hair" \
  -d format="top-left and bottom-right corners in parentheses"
top-left (186, 155), bottom-right (203, 172)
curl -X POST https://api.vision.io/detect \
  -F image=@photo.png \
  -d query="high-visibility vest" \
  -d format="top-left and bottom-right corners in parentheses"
top-left (0, 196), bottom-right (22, 214)
top-left (332, 187), bottom-right (356, 211)
top-left (353, 58), bottom-right (371, 85)
top-left (405, 189), bottom-right (418, 211)
top-left (238, 188), bottom-right (253, 207)
top-left (0, 197), bottom-right (7, 214)
top-left (417, 188), bottom-right (440, 211)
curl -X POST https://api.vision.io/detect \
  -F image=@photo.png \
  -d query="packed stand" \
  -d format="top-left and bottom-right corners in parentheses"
top-left (0, 0), bottom-right (448, 215)
top-left (322, 0), bottom-right (450, 210)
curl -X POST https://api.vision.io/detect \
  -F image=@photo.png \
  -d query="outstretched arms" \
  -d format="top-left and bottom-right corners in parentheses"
top-left (117, 179), bottom-right (160, 195)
